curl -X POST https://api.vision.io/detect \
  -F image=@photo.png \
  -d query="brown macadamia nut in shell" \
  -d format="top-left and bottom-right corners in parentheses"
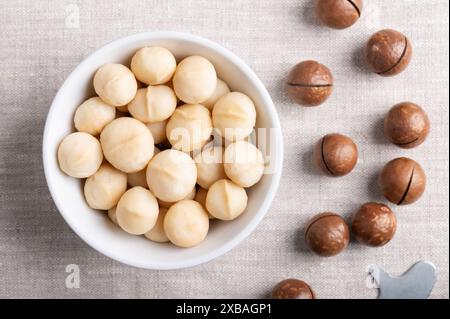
top-left (313, 133), bottom-right (358, 176)
top-left (365, 29), bottom-right (412, 76)
top-left (315, 0), bottom-right (363, 29)
top-left (271, 279), bottom-right (315, 299)
top-left (287, 61), bottom-right (333, 106)
top-left (305, 212), bottom-right (350, 257)
top-left (384, 102), bottom-right (430, 148)
top-left (351, 202), bottom-right (397, 247)
top-left (378, 157), bottom-right (426, 205)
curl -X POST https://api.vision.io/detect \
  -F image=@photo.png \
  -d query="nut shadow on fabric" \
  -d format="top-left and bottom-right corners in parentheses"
top-left (367, 169), bottom-right (385, 202)
top-left (351, 44), bottom-right (373, 75)
top-left (300, 1), bottom-right (323, 28)
top-left (371, 116), bottom-right (390, 145)
top-left (294, 223), bottom-right (313, 254)
top-left (300, 146), bottom-right (323, 177)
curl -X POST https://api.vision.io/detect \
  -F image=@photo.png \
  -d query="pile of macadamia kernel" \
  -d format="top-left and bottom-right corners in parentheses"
top-left (57, 47), bottom-right (265, 248)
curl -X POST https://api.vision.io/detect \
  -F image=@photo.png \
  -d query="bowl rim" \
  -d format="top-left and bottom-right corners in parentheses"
top-left (42, 31), bottom-right (284, 270)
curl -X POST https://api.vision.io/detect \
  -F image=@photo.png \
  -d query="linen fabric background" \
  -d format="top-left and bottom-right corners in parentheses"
top-left (0, 0), bottom-right (448, 299)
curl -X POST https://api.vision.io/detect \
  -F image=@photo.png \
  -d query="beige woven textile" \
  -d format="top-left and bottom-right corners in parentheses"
top-left (0, 0), bottom-right (448, 298)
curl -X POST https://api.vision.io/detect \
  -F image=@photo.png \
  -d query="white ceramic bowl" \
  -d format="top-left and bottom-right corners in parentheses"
top-left (43, 31), bottom-right (283, 270)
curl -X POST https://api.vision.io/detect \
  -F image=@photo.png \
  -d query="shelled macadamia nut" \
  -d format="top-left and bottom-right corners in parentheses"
top-left (116, 186), bottom-right (159, 235)
top-left (194, 146), bottom-right (226, 189)
top-left (224, 141), bottom-right (264, 187)
top-left (93, 64), bottom-right (137, 106)
top-left (131, 47), bottom-right (176, 85)
top-left (202, 79), bottom-right (231, 110)
top-left (127, 147), bottom-right (160, 188)
top-left (84, 163), bottom-right (127, 210)
top-left (378, 157), bottom-right (426, 205)
top-left (146, 149), bottom-right (197, 202)
top-left (58, 132), bottom-right (103, 178)
top-left (107, 207), bottom-right (119, 226)
top-left (127, 168), bottom-right (147, 188)
top-left (212, 92), bottom-right (256, 141)
top-left (146, 120), bottom-right (168, 144)
top-left (384, 102), bottom-right (430, 148)
top-left (173, 56), bottom-right (217, 104)
top-left (351, 202), bottom-right (397, 247)
top-left (287, 60), bottom-right (333, 106)
top-left (305, 212), bottom-right (349, 257)
top-left (100, 117), bottom-right (154, 173)
top-left (271, 279), bottom-right (315, 299)
top-left (74, 97), bottom-right (116, 136)
top-left (165, 80), bottom-right (182, 105)
top-left (313, 133), bottom-right (358, 176)
top-left (315, 0), bottom-right (363, 29)
top-left (164, 200), bottom-right (209, 247)
top-left (158, 186), bottom-right (196, 208)
top-left (206, 179), bottom-right (248, 220)
top-left (145, 207), bottom-right (169, 243)
top-left (194, 188), bottom-right (215, 219)
top-left (128, 86), bottom-right (177, 123)
top-left (166, 104), bottom-right (213, 152)
top-left (365, 29), bottom-right (412, 76)
top-left (194, 187), bottom-right (207, 207)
